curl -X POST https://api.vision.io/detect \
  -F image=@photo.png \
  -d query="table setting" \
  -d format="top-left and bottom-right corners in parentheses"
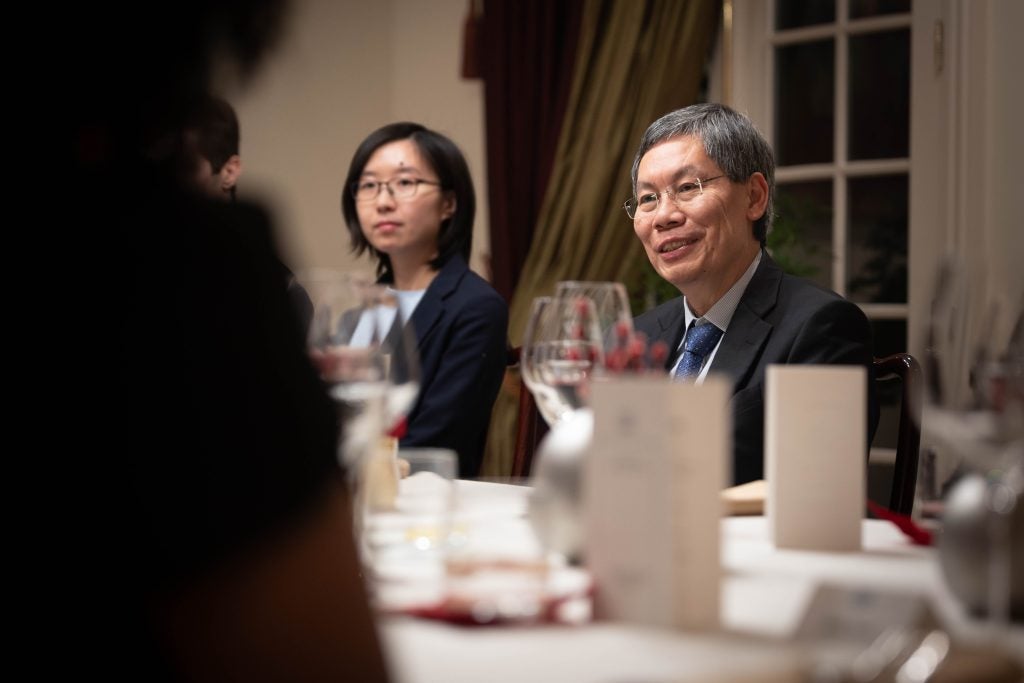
top-left (340, 278), bottom-right (1023, 682)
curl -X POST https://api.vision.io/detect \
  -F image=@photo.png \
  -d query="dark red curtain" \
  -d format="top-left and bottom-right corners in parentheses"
top-left (479, 0), bottom-right (584, 302)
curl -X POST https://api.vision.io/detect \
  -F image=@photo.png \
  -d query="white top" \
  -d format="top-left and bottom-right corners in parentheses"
top-left (393, 288), bottom-right (426, 323)
top-left (672, 250), bottom-right (762, 382)
top-left (349, 288), bottom-right (426, 347)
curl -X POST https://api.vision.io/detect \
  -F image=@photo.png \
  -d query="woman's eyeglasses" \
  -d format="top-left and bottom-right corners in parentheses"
top-left (352, 177), bottom-right (441, 201)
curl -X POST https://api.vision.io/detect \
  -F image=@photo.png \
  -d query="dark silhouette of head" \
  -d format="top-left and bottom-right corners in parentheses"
top-left (186, 96), bottom-right (243, 200)
top-left (69, 1), bottom-right (288, 181)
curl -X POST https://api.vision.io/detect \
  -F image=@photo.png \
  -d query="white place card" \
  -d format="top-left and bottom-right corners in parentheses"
top-left (584, 375), bottom-right (729, 631)
top-left (795, 584), bottom-right (939, 643)
top-left (766, 365), bottom-right (865, 551)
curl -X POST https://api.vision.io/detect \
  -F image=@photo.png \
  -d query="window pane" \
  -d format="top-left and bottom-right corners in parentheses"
top-left (870, 319), bottom-right (907, 359)
top-left (850, 0), bottom-right (911, 20)
top-left (847, 175), bottom-right (908, 303)
top-left (775, 40), bottom-right (834, 165)
top-left (770, 181), bottom-right (833, 292)
top-left (849, 29), bottom-right (910, 160)
top-left (776, 0), bottom-right (835, 29)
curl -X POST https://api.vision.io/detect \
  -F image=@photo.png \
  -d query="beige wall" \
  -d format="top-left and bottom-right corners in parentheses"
top-left (985, 0), bottom-right (1024, 349)
top-left (226, 0), bottom-right (1022, 347)
top-left (913, 0), bottom-right (1024, 408)
top-left (228, 0), bottom-right (490, 279)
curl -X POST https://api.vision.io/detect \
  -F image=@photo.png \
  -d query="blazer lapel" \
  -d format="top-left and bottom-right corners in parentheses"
top-left (709, 252), bottom-right (782, 390)
top-left (653, 298), bottom-right (689, 370)
top-left (409, 256), bottom-right (467, 345)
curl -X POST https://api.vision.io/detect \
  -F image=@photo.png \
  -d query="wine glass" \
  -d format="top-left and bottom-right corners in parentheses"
top-left (300, 270), bottom-right (388, 468)
top-left (521, 295), bottom-right (604, 426)
top-left (554, 281), bottom-right (634, 370)
top-left (521, 297), bottom-right (564, 426)
top-left (521, 295), bottom-right (602, 564)
top-left (362, 285), bottom-right (421, 437)
top-left (298, 271), bottom-right (420, 469)
top-left (922, 257), bottom-right (1024, 631)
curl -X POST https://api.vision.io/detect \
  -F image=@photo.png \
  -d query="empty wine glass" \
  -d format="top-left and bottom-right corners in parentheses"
top-left (300, 270), bottom-right (387, 468)
top-left (555, 281), bottom-right (634, 369)
top-left (521, 295), bottom-right (603, 426)
top-left (363, 285), bottom-right (421, 437)
top-left (922, 257), bottom-right (1024, 633)
top-left (298, 270), bottom-right (420, 471)
top-left (522, 297), bottom-right (562, 426)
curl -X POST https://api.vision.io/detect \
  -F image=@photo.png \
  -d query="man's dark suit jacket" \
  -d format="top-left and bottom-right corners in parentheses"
top-left (401, 255), bottom-right (509, 477)
top-left (634, 252), bottom-right (878, 485)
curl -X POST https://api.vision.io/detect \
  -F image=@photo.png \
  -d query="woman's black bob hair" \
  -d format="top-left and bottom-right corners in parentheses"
top-left (341, 122), bottom-right (475, 281)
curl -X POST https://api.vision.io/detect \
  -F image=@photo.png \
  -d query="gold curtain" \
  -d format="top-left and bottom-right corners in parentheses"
top-left (481, 0), bottom-right (721, 477)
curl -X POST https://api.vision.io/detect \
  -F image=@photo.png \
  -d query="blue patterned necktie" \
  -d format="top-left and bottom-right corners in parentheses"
top-left (674, 321), bottom-right (723, 380)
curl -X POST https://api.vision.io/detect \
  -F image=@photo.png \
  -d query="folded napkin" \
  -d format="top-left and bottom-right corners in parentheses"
top-left (721, 479), bottom-right (766, 516)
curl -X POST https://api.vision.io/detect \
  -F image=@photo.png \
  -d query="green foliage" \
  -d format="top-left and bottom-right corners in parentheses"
top-left (767, 192), bottom-right (824, 279)
top-left (627, 263), bottom-right (681, 314)
top-left (846, 212), bottom-right (907, 303)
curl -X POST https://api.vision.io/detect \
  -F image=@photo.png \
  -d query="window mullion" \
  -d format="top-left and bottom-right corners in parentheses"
top-left (834, 0), bottom-right (849, 297)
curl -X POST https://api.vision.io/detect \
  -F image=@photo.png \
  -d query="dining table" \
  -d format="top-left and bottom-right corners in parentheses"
top-left (369, 478), bottom-right (1023, 683)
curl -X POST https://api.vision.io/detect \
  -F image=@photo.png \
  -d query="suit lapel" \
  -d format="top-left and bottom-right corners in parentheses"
top-left (708, 253), bottom-right (783, 390)
top-left (654, 299), bottom-right (689, 370)
top-left (409, 256), bottom-right (466, 345)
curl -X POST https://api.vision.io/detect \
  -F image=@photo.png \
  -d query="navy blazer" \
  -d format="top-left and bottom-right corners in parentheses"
top-left (634, 252), bottom-right (878, 485)
top-left (399, 255), bottom-right (509, 477)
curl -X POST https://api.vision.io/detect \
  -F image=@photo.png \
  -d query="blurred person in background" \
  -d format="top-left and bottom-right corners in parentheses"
top-left (185, 95), bottom-right (313, 332)
top-left (185, 95), bottom-right (243, 201)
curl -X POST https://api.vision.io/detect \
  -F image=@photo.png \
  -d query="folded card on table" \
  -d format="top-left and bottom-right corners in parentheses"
top-left (584, 375), bottom-right (729, 631)
top-left (766, 365), bottom-right (865, 552)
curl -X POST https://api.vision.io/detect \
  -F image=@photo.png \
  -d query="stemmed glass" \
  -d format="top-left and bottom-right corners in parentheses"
top-left (520, 294), bottom-right (604, 564)
top-left (922, 257), bottom-right (1023, 631)
top-left (521, 295), bottom-right (604, 426)
top-left (299, 270), bottom-right (420, 472)
top-left (363, 285), bottom-right (421, 437)
top-left (521, 297), bottom-right (563, 426)
top-left (554, 281), bottom-right (634, 368)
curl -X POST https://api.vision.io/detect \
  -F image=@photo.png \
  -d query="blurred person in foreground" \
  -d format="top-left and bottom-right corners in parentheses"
top-left (341, 122), bottom-right (509, 477)
top-left (70, 1), bottom-right (388, 679)
top-left (629, 103), bottom-right (878, 486)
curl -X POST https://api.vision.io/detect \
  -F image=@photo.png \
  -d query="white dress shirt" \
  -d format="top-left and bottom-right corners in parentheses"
top-left (672, 250), bottom-right (762, 383)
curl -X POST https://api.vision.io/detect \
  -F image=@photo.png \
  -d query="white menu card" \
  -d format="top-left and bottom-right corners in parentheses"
top-left (584, 375), bottom-right (729, 631)
top-left (766, 365), bottom-right (865, 551)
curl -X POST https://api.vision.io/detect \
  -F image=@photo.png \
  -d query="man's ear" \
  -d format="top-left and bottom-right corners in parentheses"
top-left (219, 154), bottom-right (243, 192)
top-left (746, 172), bottom-right (769, 222)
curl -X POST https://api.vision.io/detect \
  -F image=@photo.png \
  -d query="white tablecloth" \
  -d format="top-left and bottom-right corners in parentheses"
top-left (377, 480), bottom-right (1021, 683)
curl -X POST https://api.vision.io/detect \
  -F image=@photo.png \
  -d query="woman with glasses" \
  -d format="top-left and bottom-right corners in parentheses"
top-left (341, 122), bottom-right (508, 477)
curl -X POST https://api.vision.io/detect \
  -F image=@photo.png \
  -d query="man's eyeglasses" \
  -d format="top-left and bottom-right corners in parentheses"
top-left (352, 177), bottom-right (442, 201)
top-left (623, 175), bottom-right (726, 219)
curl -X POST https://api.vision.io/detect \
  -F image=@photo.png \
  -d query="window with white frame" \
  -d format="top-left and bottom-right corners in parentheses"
top-left (728, 0), bottom-right (914, 452)
top-left (770, 0), bottom-right (911, 360)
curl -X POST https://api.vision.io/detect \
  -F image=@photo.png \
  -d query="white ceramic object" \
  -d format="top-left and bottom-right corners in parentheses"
top-left (527, 409), bottom-right (594, 560)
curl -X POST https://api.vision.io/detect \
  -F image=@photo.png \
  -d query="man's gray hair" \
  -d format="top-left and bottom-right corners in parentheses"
top-left (630, 103), bottom-right (775, 244)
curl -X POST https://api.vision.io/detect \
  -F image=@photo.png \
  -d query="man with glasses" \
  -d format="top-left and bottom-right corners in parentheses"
top-left (629, 103), bottom-right (877, 485)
